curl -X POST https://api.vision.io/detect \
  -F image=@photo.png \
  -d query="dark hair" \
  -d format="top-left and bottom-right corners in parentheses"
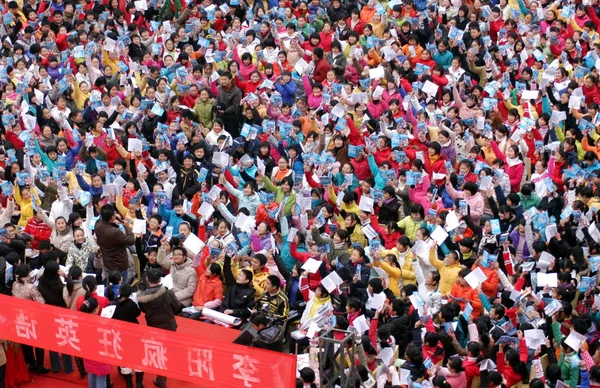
top-left (119, 283), bottom-right (133, 299)
top-left (66, 265), bottom-right (83, 295)
top-left (147, 268), bottom-right (163, 284)
top-left (80, 297), bottom-right (99, 313)
top-left (100, 204), bottom-right (116, 222)
top-left (105, 271), bottom-right (122, 301)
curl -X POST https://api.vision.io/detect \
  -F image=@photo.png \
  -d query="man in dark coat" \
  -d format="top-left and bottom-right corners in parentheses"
top-left (137, 268), bottom-right (181, 388)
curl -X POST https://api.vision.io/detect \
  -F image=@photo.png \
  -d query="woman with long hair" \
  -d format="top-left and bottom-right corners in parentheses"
top-left (11, 264), bottom-right (45, 377)
top-left (37, 260), bottom-right (73, 374)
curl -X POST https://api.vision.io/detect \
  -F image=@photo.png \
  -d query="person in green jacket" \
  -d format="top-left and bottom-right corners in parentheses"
top-left (432, 40), bottom-right (453, 69)
top-left (193, 89), bottom-right (215, 131)
top-left (517, 184), bottom-right (541, 210)
top-left (397, 204), bottom-right (425, 242)
top-left (552, 319), bottom-right (582, 388)
top-left (260, 173), bottom-right (297, 217)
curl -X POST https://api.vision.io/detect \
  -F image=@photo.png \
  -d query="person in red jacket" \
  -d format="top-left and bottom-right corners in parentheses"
top-left (423, 142), bottom-right (447, 186)
top-left (289, 241), bottom-right (330, 291)
top-left (24, 211), bottom-right (52, 250)
top-left (496, 337), bottom-right (529, 388)
top-left (583, 75), bottom-right (600, 105)
top-left (448, 268), bottom-right (483, 319)
top-left (311, 47), bottom-right (331, 83)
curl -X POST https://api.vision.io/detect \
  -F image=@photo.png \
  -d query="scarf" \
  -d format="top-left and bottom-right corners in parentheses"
top-left (308, 295), bottom-right (331, 319)
top-left (506, 156), bottom-right (522, 167)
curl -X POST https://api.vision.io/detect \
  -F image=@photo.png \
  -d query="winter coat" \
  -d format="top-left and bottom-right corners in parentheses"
top-left (444, 184), bottom-right (485, 225)
top-left (24, 217), bottom-right (52, 250)
top-left (223, 181), bottom-right (260, 216)
top-left (311, 227), bottom-right (351, 265)
top-left (66, 241), bottom-right (97, 271)
top-left (64, 282), bottom-right (86, 310)
top-left (49, 227), bottom-right (74, 254)
top-left (137, 285), bottom-right (181, 331)
top-left (95, 220), bottom-right (135, 272)
top-left (158, 203), bottom-right (185, 231)
top-left (112, 298), bottom-right (141, 324)
top-left (192, 273), bottom-right (224, 308)
top-left (194, 98), bottom-right (215, 129)
top-left (274, 80), bottom-right (297, 106)
top-left (221, 255), bottom-right (256, 319)
top-left (156, 250), bottom-right (199, 307)
top-left (448, 283), bottom-right (482, 318)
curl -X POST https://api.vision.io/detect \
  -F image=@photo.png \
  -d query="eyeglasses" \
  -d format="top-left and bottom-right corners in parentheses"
top-left (172, 253), bottom-right (184, 257)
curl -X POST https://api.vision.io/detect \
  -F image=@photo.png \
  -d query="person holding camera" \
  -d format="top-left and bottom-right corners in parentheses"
top-left (94, 204), bottom-right (135, 283)
top-left (255, 275), bottom-right (290, 322)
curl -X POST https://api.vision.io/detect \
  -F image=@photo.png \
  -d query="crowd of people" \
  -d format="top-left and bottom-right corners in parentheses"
top-left (0, 0), bottom-right (600, 385)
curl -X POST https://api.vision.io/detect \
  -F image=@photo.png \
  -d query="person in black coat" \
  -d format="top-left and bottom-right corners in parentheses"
top-left (221, 254), bottom-right (255, 323)
top-left (111, 283), bottom-right (144, 387)
top-left (376, 186), bottom-right (401, 224)
top-left (136, 268), bottom-right (181, 388)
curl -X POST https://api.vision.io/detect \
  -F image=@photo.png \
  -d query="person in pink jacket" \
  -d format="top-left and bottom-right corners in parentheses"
top-left (444, 178), bottom-right (485, 225)
top-left (490, 141), bottom-right (525, 193)
top-left (79, 297), bottom-right (113, 388)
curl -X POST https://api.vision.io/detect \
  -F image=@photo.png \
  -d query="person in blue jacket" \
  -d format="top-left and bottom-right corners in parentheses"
top-left (274, 71), bottom-right (297, 106)
top-left (158, 198), bottom-right (185, 231)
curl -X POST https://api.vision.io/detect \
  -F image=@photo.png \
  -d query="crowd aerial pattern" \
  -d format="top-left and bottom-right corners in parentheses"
top-left (1, 0), bottom-right (600, 386)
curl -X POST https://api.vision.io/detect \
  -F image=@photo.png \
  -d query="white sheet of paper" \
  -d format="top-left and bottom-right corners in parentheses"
top-left (113, 176), bottom-right (127, 187)
top-left (331, 104), bottom-right (345, 118)
top-left (256, 157), bottom-right (266, 175)
top-left (359, 196), bottom-right (374, 213)
top-left (363, 224), bottom-right (378, 240)
top-left (551, 110), bottom-right (567, 123)
top-left (464, 267), bottom-right (488, 289)
top-left (370, 292), bottom-right (386, 310)
top-left (568, 95), bottom-right (582, 109)
top-left (321, 271), bottom-right (343, 293)
top-left (352, 314), bottom-right (370, 333)
top-left (422, 80), bottom-right (439, 97)
top-left (564, 331), bottom-right (586, 352)
top-left (127, 138), bottom-right (143, 152)
top-left (445, 211), bottom-right (460, 231)
top-left (301, 258), bottom-right (322, 274)
top-left (431, 226), bottom-right (449, 245)
top-left (198, 202), bottom-right (215, 220)
top-left (412, 239), bottom-right (431, 259)
top-left (100, 305), bottom-right (116, 318)
top-left (479, 176), bottom-right (492, 191)
top-left (287, 227), bottom-right (298, 243)
top-left (161, 274), bottom-right (173, 289)
top-left (183, 233), bottom-right (205, 255)
top-left (545, 223), bottom-right (557, 242)
top-left (524, 329), bottom-right (546, 349)
top-left (521, 90), bottom-right (539, 100)
top-left (132, 219), bottom-right (147, 234)
top-left (376, 347), bottom-right (394, 366)
top-left (368, 66), bottom-right (385, 80)
top-left (537, 272), bottom-right (558, 287)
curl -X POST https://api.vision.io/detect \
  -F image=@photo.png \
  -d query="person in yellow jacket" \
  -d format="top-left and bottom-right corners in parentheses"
top-left (373, 254), bottom-right (402, 297)
top-left (232, 254), bottom-right (270, 299)
top-left (397, 205), bottom-right (425, 242)
top-left (377, 236), bottom-right (417, 291)
top-left (14, 184), bottom-right (42, 227)
top-left (340, 213), bottom-right (366, 248)
top-left (426, 245), bottom-right (462, 295)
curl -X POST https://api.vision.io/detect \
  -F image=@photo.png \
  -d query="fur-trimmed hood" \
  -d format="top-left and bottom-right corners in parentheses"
top-left (137, 285), bottom-right (166, 304)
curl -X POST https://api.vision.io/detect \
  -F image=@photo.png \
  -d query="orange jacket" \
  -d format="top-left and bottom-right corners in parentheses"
top-left (192, 272), bottom-right (224, 308)
top-left (473, 265), bottom-right (499, 299)
top-left (449, 283), bottom-right (482, 319)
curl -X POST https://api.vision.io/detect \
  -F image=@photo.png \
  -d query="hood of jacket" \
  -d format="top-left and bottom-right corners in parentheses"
top-left (137, 285), bottom-right (166, 304)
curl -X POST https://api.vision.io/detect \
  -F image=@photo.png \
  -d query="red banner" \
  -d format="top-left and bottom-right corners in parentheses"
top-left (0, 295), bottom-right (296, 387)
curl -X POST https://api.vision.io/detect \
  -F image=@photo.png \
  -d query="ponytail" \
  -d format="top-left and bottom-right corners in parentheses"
top-left (66, 266), bottom-right (83, 296)
top-left (82, 275), bottom-right (97, 300)
top-left (105, 271), bottom-right (122, 301)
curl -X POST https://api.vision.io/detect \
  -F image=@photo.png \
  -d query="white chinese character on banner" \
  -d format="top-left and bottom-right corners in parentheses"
top-left (188, 348), bottom-right (215, 380)
top-left (15, 312), bottom-right (37, 340)
top-left (232, 354), bottom-right (260, 387)
top-left (141, 339), bottom-right (167, 370)
top-left (97, 328), bottom-right (123, 360)
top-left (54, 317), bottom-right (81, 351)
